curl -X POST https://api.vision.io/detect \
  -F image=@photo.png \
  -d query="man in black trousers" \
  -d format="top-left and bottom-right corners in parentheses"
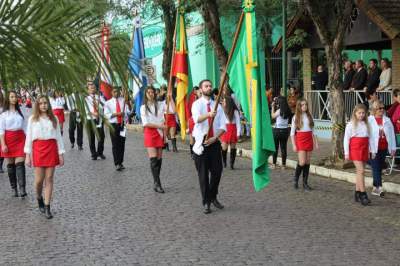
top-left (104, 88), bottom-right (130, 171)
top-left (85, 80), bottom-right (106, 160)
top-left (192, 79), bottom-right (227, 214)
top-left (67, 93), bottom-right (83, 150)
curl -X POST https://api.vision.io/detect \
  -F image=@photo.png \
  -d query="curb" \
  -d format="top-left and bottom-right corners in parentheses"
top-left (127, 124), bottom-right (400, 195)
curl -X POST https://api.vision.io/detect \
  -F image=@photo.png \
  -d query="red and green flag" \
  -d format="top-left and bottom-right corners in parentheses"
top-left (227, 0), bottom-right (275, 191)
top-left (172, 4), bottom-right (192, 140)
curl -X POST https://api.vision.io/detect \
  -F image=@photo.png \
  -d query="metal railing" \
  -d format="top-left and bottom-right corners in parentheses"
top-left (304, 90), bottom-right (393, 121)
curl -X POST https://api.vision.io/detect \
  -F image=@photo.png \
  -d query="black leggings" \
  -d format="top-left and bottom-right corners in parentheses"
top-left (272, 128), bottom-right (289, 165)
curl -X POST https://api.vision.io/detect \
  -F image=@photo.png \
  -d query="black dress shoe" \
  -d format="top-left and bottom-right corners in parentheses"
top-left (120, 164), bottom-right (125, 170)
top-left (37, 197), bottom-right (45, 213)
top-left (78, 146), bottom-right (83, 151)
top-left (99, 155), bottom-right (106, 160)
top-left (71, 143), bottom-right (75, 149)
top-left (211, 199), bottom-right (224, 209)
top-left (203, 204), bottom-right (212, 214)
top-left (91, 156), bottom-right (97, 160)
top-left (116, 165), bottom-right (122, 171)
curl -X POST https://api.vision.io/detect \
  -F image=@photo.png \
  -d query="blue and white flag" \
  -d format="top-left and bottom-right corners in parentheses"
top-left (128, 16), bottom-right (147, 118)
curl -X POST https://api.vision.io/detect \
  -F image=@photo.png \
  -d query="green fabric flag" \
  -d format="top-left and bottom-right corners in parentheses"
top-left (227, 0), bottom-right (275, 191)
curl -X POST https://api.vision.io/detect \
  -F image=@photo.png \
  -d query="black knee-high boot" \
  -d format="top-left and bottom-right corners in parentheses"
top-left (0, 157), bottom-right (4, 173)
top-left (302, 164), bottom-right (312, 191)
top-left (171, 138), bottom-right (178, 152)
top-left (230, 148), bottom-right (237, 170)
top-left (294, 164), bottom-right (303, 189)
top-left (16, 162), bottom-right (27, 197)
top-left (150, 157), bottom-right (163, 193)
top-left (157, 158), bottom-right (164, 193)
top-left (7, 164), bottom-right (18, 197)
top-left (221, 150), bottom-right (227, 168)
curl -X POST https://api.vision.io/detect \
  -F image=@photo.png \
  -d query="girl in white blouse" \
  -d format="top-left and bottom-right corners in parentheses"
top-left (49, 91), bottom-right (66, 135)
top-left (141, 86), bottom-right (167, 193)
top-left (344, 104), bottom-right (371, 206)
top-left (0, 91), bottom-right (27, 197)
top-left (25, 95), bottom-right (65, 219)
top-left (290, 99), bottom-right (319, 190)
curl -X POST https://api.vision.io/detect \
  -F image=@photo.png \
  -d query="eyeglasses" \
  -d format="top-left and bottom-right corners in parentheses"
top-left (378, 107), bottom-right (384, 110)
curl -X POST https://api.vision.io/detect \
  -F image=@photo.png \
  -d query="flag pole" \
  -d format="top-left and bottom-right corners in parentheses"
top-left (206, 11), bottom-right (245, 140)
top-left (164, 0), bottom-right (180, 144)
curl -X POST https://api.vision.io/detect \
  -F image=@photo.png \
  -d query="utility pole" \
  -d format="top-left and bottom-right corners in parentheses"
top-left (282, 0), bottom-right (287, 96)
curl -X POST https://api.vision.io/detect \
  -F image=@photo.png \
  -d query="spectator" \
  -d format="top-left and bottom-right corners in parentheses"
top-left (350, 60), bottom-right (368, 91)
top-left (364, 59), bottom-right (381, 99)
top-left (343, 60), bottom-right (355, 90)
top-left (388, 88), bottom-right (400, 133)
top-left (287, 86), bottom-right (299, 115)
top-left (377, 58), bottom-right (392, 91)
top-left (312, 65), bottom-right (328, 91)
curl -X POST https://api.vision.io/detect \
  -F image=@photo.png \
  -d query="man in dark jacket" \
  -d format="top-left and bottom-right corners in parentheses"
top-left (343, 60), bottom-right (355, 90)
top-left (364, 59), bottom-right (381, 99)
top-left (350, 60), bottom-right (368, 91)
top-left (312, 65), bottom-right (328, 90)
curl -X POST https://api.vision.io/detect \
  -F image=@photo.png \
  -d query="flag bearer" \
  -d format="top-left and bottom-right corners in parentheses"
top-left (104, 88), bottom-right (131, 171)
top-left (141, 86), bottom-right (166, 193)
top-left (192, 79), bottom-right (226, 214)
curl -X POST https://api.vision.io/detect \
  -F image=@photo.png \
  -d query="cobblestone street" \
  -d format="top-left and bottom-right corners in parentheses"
top-left (0, 131), bottom-right (400, 265)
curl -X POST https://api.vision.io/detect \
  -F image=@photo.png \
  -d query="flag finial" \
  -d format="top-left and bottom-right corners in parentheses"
top-left (243, 0), bottom-right (255, 11)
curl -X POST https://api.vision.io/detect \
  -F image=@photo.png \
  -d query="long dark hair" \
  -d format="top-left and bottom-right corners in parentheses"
top-left (143, 86), bottom-right (158, 116)
top-left (277, 96), bottom-right (291, 119)
top-left (0, 90), bottom-right (4, 108)
top-left (223, 96), bottom-right (238, 122)
top-left (4, 91), bottom-right (24, 118)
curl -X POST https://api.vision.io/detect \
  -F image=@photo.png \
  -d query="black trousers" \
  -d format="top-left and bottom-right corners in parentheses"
top-left (69, 111), bottom-right (83, 147)
top-left (272, 128), bottom-right (289, 165)
top-left (87, 120), bottom-right (105, 157)
top-left (110, 123), bottom-right (126, 166)
top-left (193, 141), bottom-right (223, 205)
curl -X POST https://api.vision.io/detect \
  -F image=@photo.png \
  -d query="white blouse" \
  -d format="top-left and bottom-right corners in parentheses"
top-left (24, 116), bottom-right (65, 155)
top-left (50, 97), bottom-right (65, 109)
top-left (104, 97), bottom-right (130, 124)
top-left (0, 110), bottom-right (26, 134)
top-left (290, 113), bottom-right (313, 136)
top-left (343, 121), bottom-right (371, 156)
top-left (140, 102), bottom-right (166, 126)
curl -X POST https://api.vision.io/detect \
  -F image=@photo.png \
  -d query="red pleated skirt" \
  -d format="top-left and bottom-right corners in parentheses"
top-left (295, 131), bottom-right (313, 151)
top-left (144, 127), bottom-right (164, 148)
top-left (32, 139), bottom-right (60, 167)
top-left (53, 108), bottom-right (65, 124)
top-left (1, 130), bottom-right (25, 158)
top-left (349, 137), bottom-right (369, 162)
top-left (188, 117), bottom-right (195, 134)
top-left (220, 123), bottom-right (238, 144)
top-left (166, 114), bottom-right (177, 128)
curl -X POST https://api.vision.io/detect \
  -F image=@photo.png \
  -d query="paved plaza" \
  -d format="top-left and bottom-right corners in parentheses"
top-left (0, 131), bottom-right (400, 265)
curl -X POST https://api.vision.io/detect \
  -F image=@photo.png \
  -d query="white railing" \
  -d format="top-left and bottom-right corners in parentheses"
top-left (304, 90), bottom-right (393, 121)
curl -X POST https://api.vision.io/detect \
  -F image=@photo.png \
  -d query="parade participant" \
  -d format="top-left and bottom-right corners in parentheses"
top-left (220, 96), bottom-right (241, 169)
top-left (104, 88), bottom-right (130, 171)
top-left (85, 80), bottom-right (106, 160)
top-left (271, 96), bottom-right (291, 169)
top-left (0, 91), bottom-right (4, 173)
top-left (192, 79), bottom-right (226, 214)
top-left (24, 95), bottom-right (65, 219)
top-left (368, 100), bottom-right (396, 197)
top-left (141, 86), bottom-right (166, 193)
top-left (165, 92), bottom-right (178, 152)
top-left (0, 91), bottom-right (27, 197)
top-left (185, 86), bottom-right (201, 157)
top-left (344, 104), bottom-right (372, 205)
top-left (49, 91), bottom-right (66, 135)
top-left (67, 93), bottom-right (83, 150)
top-left (290, 99), bottom-right (318, 191)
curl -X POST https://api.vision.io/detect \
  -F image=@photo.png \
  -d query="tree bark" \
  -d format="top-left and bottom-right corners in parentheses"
top-left (159, 0), bottom-right (176, 81)
top-left (198, 0), bottom-right (228, 74)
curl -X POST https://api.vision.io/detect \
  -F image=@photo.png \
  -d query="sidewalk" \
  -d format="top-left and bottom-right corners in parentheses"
top-left (127, 124), bottom-right (400, 195)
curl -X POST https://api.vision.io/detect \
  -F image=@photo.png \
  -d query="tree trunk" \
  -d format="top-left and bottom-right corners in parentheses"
top-left (199, 0), bottom-right (228, 74)
top-left (160, 1), bottom-right (176, 81)
top-left (325, 44), bottom-right (345, 162)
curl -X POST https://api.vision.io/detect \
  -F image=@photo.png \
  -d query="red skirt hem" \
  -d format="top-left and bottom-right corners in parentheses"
top-left (220, 124), bottom-right (238, 144)
top-left (166, 114), bottom-right (177, 128)
top-left (144, 128), bottom-right (164, 148)
top-left (32, 139), bottom-right (60, 167)
top-left (295, 131), bottom-right (313, 151)
top-left (1, 130), bottom-right (25, 158)
top-left (53, 108), bottom-right (65, 124)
